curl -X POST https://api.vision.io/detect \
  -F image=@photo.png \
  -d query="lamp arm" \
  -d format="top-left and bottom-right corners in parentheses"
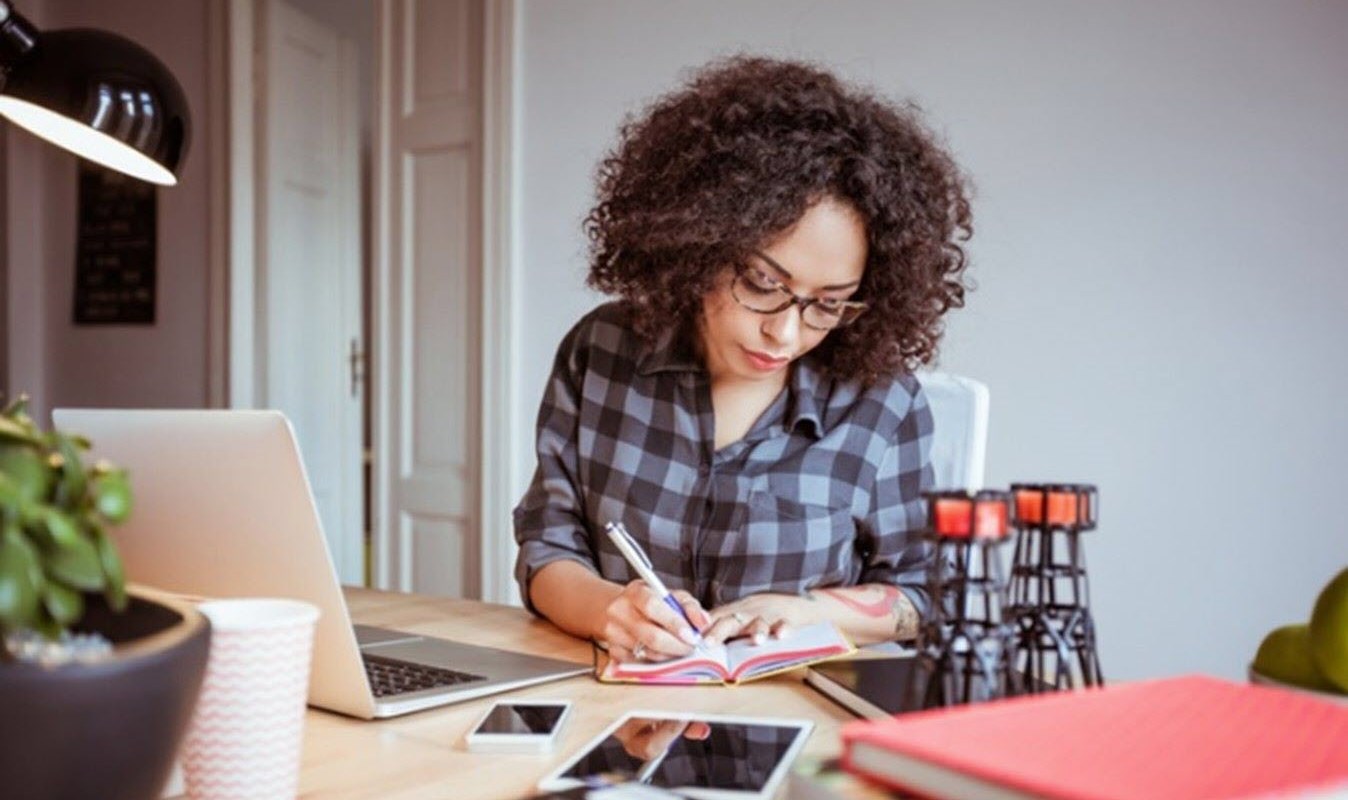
top-left (0, 0), bottom-right (38, 73)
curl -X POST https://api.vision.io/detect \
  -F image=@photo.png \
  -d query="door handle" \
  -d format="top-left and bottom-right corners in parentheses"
top-left (349, 338), bottom-right (365, 398)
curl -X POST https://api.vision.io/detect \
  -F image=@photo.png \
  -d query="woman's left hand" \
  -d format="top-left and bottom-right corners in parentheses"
top-left (705, 593), bottom-right (813, 646)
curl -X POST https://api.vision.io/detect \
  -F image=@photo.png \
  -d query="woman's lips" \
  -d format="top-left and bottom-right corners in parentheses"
top-left (742, 347), bottom-right (790, 371)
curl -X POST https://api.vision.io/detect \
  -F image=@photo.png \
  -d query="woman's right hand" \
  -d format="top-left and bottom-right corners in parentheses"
top-left (599, 581), bottom-right (711, 663)
top-left (612, 717), bottom-right (712, 761)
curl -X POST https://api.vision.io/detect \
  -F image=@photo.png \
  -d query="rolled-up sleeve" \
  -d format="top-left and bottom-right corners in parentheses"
top-left (856, 385), bottom-right (935, 619)
top-left (512, 328), bottom-right (599, 614)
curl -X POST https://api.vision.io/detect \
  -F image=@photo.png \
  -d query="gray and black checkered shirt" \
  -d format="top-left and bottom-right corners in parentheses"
top-left (513, 302), bottom-right (935, 619)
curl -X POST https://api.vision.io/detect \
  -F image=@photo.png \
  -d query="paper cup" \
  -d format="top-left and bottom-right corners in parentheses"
top-left (182, 599), bottom-right (320, 800)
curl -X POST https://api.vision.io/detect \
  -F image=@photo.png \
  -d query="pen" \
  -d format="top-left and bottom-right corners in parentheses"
top-left (604, 521), bottom-right (706, 647)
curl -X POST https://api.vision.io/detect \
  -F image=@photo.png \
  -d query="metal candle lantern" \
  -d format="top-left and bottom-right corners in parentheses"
top-left (909, 489), bottom-right (1020, 708)
top-left (1007, 483), bottom-right (1104, 692)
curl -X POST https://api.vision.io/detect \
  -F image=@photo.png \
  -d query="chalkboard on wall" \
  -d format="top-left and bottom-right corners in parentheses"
top-left (73, 162), bottom-right (157, 325)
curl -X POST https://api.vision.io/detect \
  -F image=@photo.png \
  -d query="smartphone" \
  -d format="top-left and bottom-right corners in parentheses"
top-left (465, 700), bottom-right (573, 754)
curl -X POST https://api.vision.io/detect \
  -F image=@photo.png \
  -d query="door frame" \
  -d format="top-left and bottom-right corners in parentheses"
top-left (205, 0), bottom-right (229, 409)
top-left (477, 0), bottom-right (521, 605)
top-left (213, 0), bottom-right (520, 602)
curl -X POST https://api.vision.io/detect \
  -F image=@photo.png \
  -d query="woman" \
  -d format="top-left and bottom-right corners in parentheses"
top-left (514, 55), bottom-right (972, 664)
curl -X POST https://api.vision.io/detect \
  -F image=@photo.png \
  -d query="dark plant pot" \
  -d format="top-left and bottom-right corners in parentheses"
top-left (0, 587), bottom-right (211, 800)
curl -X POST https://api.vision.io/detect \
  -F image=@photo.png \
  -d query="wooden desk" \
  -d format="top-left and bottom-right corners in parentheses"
top-left (294, 587), bottom-right (859, 799)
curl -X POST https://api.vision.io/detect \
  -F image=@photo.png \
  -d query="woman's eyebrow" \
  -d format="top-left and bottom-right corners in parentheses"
top-left (754, 250), bottom-right (862, 291)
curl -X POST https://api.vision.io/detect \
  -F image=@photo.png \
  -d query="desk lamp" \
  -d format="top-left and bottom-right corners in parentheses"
top-left (0, 0), bottom-right (189, 185)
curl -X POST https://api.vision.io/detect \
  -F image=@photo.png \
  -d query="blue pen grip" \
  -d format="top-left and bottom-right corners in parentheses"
top-left (663, 594), bottom-right (701, 635)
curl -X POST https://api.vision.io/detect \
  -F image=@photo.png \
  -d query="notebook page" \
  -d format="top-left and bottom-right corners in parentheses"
top-left (726, 622), bottom-right (853, 679)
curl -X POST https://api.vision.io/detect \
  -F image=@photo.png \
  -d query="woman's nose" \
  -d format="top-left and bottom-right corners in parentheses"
top-left (760, 303), bottom-right (802, 346)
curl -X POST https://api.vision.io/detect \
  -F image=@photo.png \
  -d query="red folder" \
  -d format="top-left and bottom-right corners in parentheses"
top-left (841, 674), bottom-right (1348, 799)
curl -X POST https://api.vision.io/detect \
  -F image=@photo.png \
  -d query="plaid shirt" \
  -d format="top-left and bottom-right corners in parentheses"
top-left (513, 302), bottom-right (935, 618)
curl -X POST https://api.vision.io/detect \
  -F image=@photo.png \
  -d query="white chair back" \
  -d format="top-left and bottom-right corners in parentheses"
top-left (915, 371), bottom-right (989, 492)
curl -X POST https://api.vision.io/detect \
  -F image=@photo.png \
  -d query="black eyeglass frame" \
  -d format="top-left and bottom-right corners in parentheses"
top-left (730, 251), bottom-right (869, 331)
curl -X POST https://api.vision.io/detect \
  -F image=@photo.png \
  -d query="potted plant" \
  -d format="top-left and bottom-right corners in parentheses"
top-left (0, 397), bottom-right (210, 800)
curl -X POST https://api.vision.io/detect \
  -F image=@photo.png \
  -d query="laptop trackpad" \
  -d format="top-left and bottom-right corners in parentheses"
top-left (365, 636), bottom-right (567, 680)
top-left (354, 624), bottom-right (423, 648)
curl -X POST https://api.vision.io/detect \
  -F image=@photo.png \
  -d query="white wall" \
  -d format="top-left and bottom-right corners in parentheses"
top-left (515, 1), bottom-right (1348, 681)
top-left (3, 0), bottom-right (213, 421)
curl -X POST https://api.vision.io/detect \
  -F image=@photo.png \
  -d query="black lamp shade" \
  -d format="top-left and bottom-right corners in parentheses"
top-left (0, 28), bottom-right (189, 185)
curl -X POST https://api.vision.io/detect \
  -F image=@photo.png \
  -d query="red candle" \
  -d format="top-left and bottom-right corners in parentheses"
top-left (972, 495), bottom-right (1009, 539)
top-left (1068, 485), bottom-right (1097, 528)
top-left (1014, 488), bottom-right (1044, 525)
top-left (1045, 490), bottom-right (1078, 526)
top-left (932, 496), bottom-right (972, 538)
top-left (1013, 484), bottom-right (1095, 527)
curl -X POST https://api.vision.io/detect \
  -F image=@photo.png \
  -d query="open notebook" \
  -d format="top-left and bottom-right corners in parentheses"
top-left (599, 622), bottom-right (856, 685)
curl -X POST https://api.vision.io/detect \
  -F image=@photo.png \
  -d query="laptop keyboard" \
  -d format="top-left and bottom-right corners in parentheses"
top-left (362, 653), bottom-right (488, 698)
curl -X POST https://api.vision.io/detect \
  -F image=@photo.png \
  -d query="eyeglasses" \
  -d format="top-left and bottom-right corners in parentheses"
top-left (730, 252), bottom-right (869, 331)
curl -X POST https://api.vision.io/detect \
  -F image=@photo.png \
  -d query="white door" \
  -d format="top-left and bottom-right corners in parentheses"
top-left (257, 0), bottom-right (364, 584)
top-left (372, 0), bottom-right (483, 597)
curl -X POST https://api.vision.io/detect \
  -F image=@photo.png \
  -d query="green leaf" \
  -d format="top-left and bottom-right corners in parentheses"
top-left (10, 524), bottom-right (44, 593)
top-left (41, 580), bottom-right (83, 626)
top-left (53, 432), bottom-right (87, 508)
top-left (0, 415), bottom-right (41, 447)
top-left (47, 548), bottom-right (104, 591)
top-left (30, 615), bottom-right (60, 640)
top-left (0, 444), bottom-right (54, 503)
top-left (19, 530), bottom-right (44, 595)
top-left (93, 526), bottom-right (127, 612)
top-left (94, 471), bottom-right (132, 524)
top-left (43, 509), bottom-right (83, 550)
top-left (16, 504), bottom-right (52, 548)
top-left (44, 530), bottom-right (104, 592)
top-left (0, 526), bottom-right (41, 631)
top-left (0, 472), bottom-right (22, 505)
top-left (2, 395), bottom-right (29, 417)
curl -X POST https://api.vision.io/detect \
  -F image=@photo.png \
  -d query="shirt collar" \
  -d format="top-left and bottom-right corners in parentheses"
top-left (786, 355), bottom-right (826, 439)
top-left (636, 323), bottom-right (828, 439)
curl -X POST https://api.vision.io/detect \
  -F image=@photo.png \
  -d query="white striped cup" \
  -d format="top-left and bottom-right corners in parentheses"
top-left (182, 599), bottom-right (320, 800)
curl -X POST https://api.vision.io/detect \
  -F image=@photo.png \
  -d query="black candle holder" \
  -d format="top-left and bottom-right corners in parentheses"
top-left (908, 490), bottom-right (1021, 709)
top-left (1007, 483), bottom-right (1104, 692)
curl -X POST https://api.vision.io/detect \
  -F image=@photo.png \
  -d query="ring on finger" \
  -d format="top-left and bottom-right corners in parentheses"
top-left (633, 641), bottom-right (647, 661)
top-left (731, 611), bottom-right (748, 625)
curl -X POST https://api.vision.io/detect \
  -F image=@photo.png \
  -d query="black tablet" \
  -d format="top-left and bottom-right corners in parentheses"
top-left (806, 654), bottom-right (1049, 717)
top-left (537, 711), bottom-right (813, 799)
top-left (804, 655), bottom-right (923, 718)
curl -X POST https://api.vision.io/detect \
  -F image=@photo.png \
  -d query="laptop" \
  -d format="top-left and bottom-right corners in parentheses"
top-left (52, 409), bottom-right (589, 719)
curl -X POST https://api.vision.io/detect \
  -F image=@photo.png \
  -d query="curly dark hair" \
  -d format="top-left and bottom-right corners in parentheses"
top-left (584, 55), bottom-right (973, 384)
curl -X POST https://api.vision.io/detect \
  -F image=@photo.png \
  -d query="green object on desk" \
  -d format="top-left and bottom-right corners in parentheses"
top-left (0, 395), bottom-right (132, 648)
top-left (1253, 623), bottom-right (1339, 693)
top-left (1311, 567), bottom-right (1348, 692)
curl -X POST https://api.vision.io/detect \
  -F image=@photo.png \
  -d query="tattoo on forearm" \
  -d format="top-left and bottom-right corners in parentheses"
top-left (817, 585), bottom-right (920, 638)
top-left (891, 591), bottom-right (919, 639)
top-left (817, 586), bottom-right (900, 618)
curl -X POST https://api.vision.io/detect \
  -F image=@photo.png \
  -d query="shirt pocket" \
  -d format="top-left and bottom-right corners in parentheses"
top-left (723, 491), bottom-right (857, 600)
